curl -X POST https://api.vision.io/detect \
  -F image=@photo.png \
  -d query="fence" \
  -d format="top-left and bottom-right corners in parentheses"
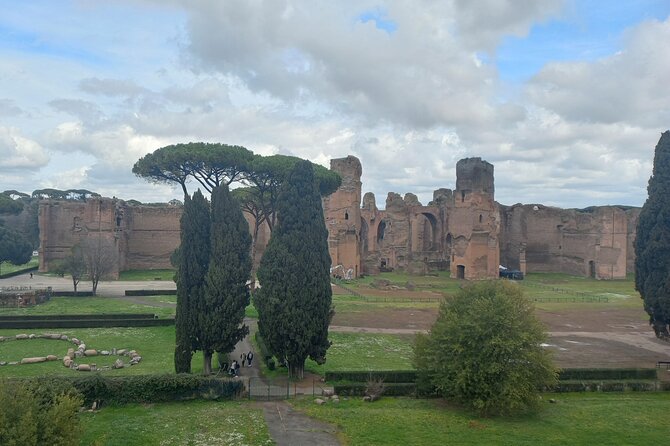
top-left (334, 281), bottom-right (441, 303)
top-left (521, 281), bottom-right (609, 303)
top-left (247, 377), bottom-right (327, 400)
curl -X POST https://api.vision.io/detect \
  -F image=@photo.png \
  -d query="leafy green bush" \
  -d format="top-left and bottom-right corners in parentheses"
top-left (0, 378), bottom-right (83, 446)
top-left (254, 331), bottom-right (274, 367)
top-left (415, 281), bottom-right (558, 416)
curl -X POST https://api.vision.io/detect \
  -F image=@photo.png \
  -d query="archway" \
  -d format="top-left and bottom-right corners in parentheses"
top-left (376, 220), bottom-right (387, 247)
top-left (457, 264), bottom-right (465, 279)
top-left (419, 212), bottom-right (439, 251)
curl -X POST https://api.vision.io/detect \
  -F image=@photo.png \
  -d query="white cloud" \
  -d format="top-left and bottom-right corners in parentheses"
top-left (0, 126), bottom-right (50, 169)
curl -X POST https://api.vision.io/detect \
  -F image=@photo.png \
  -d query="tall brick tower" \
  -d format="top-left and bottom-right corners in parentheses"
top-left (322, 156), bottom-right (363, 278)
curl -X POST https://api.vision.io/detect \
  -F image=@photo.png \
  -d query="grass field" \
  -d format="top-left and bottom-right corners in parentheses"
top-left (79, 400), bottom-right (273, 446)
top-left (0, 256), bottom-right (38, 276)
top-left (296, 393), bottom-right (670, 445)
top-left (118, 269), bottom-right (176, 281)
top-left (0, 295), bottom-right (177, 318)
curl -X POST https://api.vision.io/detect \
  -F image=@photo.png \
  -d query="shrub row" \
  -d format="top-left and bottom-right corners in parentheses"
top-left (125, 289), bottom-right (177, 296)
top-left (0, 318), bottom-right (174, 329)
top-left (558, 368), bottom-right (657, 381)
top-left (550, 380), bottom-right (659, 392)
top-left (326, 368), bottom-right (658, 384)
top-left (51, 291), bottom-right (94, 297)
top-left (0, 266), bottom-right (38, 279)
top-left (325, 370), bottom-right (418, 383)
top-left (334, 383), bottom-right (417, 397)
top-left (10, 374), bottom-right (243, 406)
top-left (0, 313), bottom-right (156, 320)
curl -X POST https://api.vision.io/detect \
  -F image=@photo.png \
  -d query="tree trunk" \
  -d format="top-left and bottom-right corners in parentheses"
top-left (203, 351), bottom-right (213, 375)
top-left (288, 361), bottom-right (305, 380)
top-left (92, 278), bottom-right (98, 296)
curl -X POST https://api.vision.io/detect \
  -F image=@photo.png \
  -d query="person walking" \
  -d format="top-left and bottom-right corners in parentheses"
top-left (230, 360), bottom-right (238, 377)
top-left (240, 352), bottom-right (247, 366)
top-left (247, 351), bottom-right (254, 367)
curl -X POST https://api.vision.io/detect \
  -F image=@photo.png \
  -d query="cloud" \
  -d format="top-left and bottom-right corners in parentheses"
top-left (0, 126), bottom-right (50, 169)
top-left (526, 17), bottom-right (670, 126)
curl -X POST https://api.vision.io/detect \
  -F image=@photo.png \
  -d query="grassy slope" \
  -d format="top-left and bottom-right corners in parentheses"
top-left (0, 257), bottom-right (38, 275)
top-left (118, 269), bottom-right (176, 281)
top-left (296, 393), bottom-right (670, 445)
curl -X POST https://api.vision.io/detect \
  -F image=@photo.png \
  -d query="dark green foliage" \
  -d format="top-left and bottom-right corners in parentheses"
top-left (415, 281), bottom-right (558, 416)
top-left (7, 375), bottom-right (243, 406)
top-left (174, 191), bottom-right (211, 373)
top-left (199, 184), bottom-right (252, 374)
top-left (635, 131), bottom-right (670, 339)
top-left (0, 378), bottom-right (83, 446)
top-left (254, 331), bottom-right (275, 368)
top-left (254, 160), bottom-right (333, 379)
top-left (0, 225), bottom-right (32, 265)
top-left (557, 368), bottom-right (657, 381)
top-left (325, 370), bottom-right (418, 383)
top-left (0, 193), bottom-right (24, 215)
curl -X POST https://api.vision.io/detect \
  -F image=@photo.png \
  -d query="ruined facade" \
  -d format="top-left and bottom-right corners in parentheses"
top-left (38, 156), bottom-right (639, 280)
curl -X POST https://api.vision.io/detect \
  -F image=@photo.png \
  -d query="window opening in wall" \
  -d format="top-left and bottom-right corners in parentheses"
top-left (479, 214), bottom-right (483, 223)
top-left (344, 211), bottom-right (349, 220)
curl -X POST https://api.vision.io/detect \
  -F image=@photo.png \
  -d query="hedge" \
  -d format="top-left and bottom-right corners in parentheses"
top-left (549, 380), bottom-right (659, 392)
top-left (51, 291), bottom-right (94, 297)
top-left (327, 369), bottom-right (657, 384)
top-left (334, 383), bottom-right (417, 397)
top-left (0, 313), bottom-right (157, 320)
top-left (125, 289), bottom-right (177, 296)
top-left (10, 374), bottom-right (243, 406)
top-left (326, 370), bottom-right (417, 383)
top-left (557, 368), bottom-right (657, 381)
top-left (0, 318), bottom-right (174, 329)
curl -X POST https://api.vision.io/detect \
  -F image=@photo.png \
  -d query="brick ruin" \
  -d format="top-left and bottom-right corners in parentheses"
top-left (37, 156), bottom-right (639, 280)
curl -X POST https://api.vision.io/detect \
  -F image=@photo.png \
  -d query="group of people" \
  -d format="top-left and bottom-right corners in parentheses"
top-left (222, 350), bottom-right (254, 377)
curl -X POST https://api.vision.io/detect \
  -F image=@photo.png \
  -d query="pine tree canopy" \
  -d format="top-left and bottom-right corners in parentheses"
top-left (635, 130), bottom-right (670, 339)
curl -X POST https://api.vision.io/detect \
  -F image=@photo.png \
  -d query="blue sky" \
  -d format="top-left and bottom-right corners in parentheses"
top-left (0, 1), bottom-right (669, 208)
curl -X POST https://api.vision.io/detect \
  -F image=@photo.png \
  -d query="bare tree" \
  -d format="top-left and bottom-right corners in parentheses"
top-left (62, 244), bottom-right (87, 293)
top-left (83, 236), bottom-right (118, 295)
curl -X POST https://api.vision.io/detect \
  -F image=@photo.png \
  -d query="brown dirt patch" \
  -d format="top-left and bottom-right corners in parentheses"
top-left (331, 307), bottom-right (438, 330)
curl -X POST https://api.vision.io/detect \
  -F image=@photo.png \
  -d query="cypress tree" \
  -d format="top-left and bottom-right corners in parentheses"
top-left (635, 130), bottom-right (670, 339)
top-left (174, 190), bottom-right (210, 373)
top-left (255, 160), bottom-right (333, 379)
top-left (200, 184), bottom-right (252, 374)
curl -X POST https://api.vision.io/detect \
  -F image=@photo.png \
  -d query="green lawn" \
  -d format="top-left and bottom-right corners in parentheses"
top-left (79, 400), bottom-right (273, 446)
top-left (296, 393), bottom-right (670, 445)
top-left (118, 269), bottom-right (176, 281)
top-left (0, 256), bottom-right (38, 275)
top-left (0, 295), bottom-right (176, 318)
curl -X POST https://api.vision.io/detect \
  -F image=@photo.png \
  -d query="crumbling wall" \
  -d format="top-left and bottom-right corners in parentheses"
top-left (498, 204), bottom-right (630, 279)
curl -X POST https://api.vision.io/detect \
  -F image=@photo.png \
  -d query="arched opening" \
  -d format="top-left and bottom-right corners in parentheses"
top-left (589, 260), bottom-right (596, 278)
top-left (445, 233), bottom-right (453, 266)
top-left (419, 213), bottom-right (439, 251)
top-left (479, 214), bottom-right (483, 223)
top-left (344, 211), bottom-right (349, 220)
top-left (377, 220), bottom-right (387, 246)
top-left (457, 264), bottom-right (465, 279)
top-left (359, 218), bottom-right (369, 257)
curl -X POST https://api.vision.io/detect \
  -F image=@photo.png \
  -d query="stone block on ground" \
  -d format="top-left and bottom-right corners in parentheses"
top-left (21, 357), bottom-right (47, 364)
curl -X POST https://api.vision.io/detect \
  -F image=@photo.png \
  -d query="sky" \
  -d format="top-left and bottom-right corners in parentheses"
top-left (1, 0), bottom-right (669, 209)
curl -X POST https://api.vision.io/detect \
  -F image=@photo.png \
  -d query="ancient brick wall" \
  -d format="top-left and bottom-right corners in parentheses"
top-left (498, 204), bottom-right (631, 279)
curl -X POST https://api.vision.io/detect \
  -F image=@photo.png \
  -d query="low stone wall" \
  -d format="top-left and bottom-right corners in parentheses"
top-left (0, 286), bottom-right (52, 308)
